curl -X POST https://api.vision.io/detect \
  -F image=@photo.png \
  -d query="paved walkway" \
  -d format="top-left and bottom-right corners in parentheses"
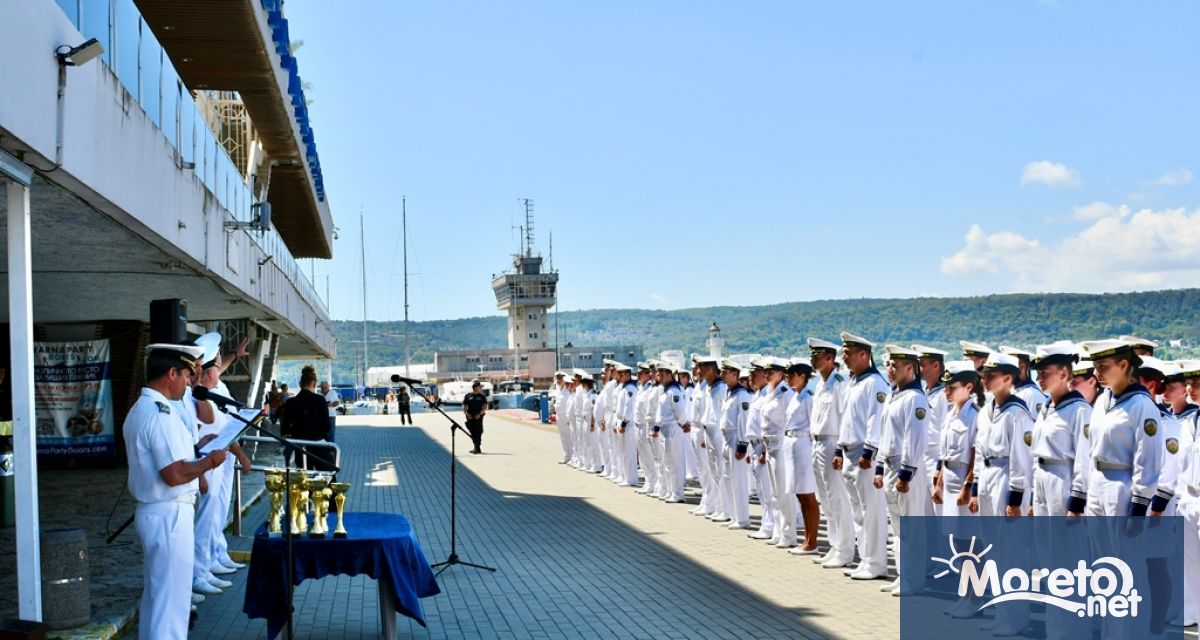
top-left (171, 412), bottom-right (900, 639)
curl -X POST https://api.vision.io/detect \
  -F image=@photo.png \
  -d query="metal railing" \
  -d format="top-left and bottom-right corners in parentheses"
top-left (232, 436), bottom-right (341, 536)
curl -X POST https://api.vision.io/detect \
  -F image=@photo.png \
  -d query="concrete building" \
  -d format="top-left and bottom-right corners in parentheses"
top-left (434, 345), bottom-right (645, 383)
top-left (491, 200), bottom-right (557, 351)
top-left (1, 0), bottom-right (336, 621)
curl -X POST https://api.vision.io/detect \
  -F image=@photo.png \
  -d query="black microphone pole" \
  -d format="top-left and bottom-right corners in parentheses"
top-left (391, 375), bottom-right (496, 576)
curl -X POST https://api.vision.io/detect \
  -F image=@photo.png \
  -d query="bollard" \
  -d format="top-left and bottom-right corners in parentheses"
top-left (39, 529), bottom-right (90, 630)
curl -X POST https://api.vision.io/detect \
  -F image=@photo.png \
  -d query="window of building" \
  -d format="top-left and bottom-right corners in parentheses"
top-left (528, 332), bottom-right (538, 340)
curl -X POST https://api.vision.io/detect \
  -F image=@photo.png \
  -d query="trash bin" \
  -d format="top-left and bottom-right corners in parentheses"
top-left (538, 391), bottom-right (550, 424)
top-left (40, 529), bottom-right (90, 630)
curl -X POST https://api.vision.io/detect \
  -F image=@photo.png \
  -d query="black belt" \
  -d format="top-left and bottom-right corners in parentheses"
top-left (983, 456), bottom-right (1008, 467)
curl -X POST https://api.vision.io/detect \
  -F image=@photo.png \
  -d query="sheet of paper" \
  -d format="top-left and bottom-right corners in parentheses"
top-left (197, 409), bottom-right (262, 455)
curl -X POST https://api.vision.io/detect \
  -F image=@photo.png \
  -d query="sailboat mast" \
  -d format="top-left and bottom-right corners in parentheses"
top-left (403, 197), bottom-right (410, 377)
top-left (360, 211), bottom-right (368, 391)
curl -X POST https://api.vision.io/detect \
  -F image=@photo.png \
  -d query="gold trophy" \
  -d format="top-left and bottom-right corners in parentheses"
top-left (305, 475), bottom-right (331, 537)
top-left (264, 472), bottom-right (285, 536)
top-left (330, 482), bottom-right (351, 538)
top-left (288, 471), bottom-right (307, 537)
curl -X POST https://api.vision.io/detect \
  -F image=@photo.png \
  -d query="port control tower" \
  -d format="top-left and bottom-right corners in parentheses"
top-left (491, 200), bottom-right (558, 350)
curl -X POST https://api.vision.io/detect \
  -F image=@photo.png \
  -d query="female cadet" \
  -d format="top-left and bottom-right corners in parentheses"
top-left (759, 357), bottom-right (795, 548)
top-left (932, 361), bottom-right (982, 517)
top-left (1028, 342), bottom-right (1091, 516)
top-left (782, 359), bottom-right (820, 555)
top-left (1070, 358), bottom-right (1101, 405)
top-left (1079, 339), bottom-right (1163, 517)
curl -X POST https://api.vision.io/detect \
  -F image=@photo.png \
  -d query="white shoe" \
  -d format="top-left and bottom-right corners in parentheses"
top-left (947, 598), bottom-right (978, 619)
top-left (220, 558), bottom-right (246, 570)
top-left (748, 531), bottom-right (773, 540)
top-left (664, 496), bottom-right (685, 504)
top-left (727, 521), bottom-right (751, 530)
top-left (847, 567), bottom-right (884, 580)
top-left (710, 514), bottom-right (731, 523)
top-left (821, 557), bottom-right (851, 568)
top-left (767, 536), bottom-right (782, 545)
top-left (211, 564), bottom-right (238, 575)
top-left (775, 540), bottom-right (796, 549)
top-left (789, 546), bottom-right (821, 556)
top-left (689, 506), bottom-right (706, 515)
top-left (191, 592), bottom-right (205, 605)
top-left (206, 575), bottom-right (233, 589)
top-left (880, 578), bottom-right (899, 593)
top-left (1168, 617), bottom-right (1197, 627)
top-left (990, 624), bottom-right (1025, 637)
top-left (192, 578), bottom-right (222, 595)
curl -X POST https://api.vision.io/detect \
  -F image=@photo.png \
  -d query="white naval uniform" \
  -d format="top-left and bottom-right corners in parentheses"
top-left (658, 382), bottom-right (690, 501)
top-left (836, 367), bottom-right (891, 578)
top-left (878, 379), bottom-right (929, 591)
top-left (746, 386), bottom-right (774, 536)
top-left (1082, 384), bottom-right (1163, 516)
top-left (702, 380), bottom-right (728, 518)
top-left (688, 380), bottom-right (714, 514)
top-left (721, 384), bottom-right (753, 526)
top-left (586, 390), bottom-right (602, 472)
top-left (193, 396), bottom-right (228, 583)
top-left (683, 384), bottom-right (700, 481)
top-left (1153, 405), bottom-right (1190, 516)
top-left (937, 402), bottom-right (978, 517)
top-left (553, 383), bottom-right (572, 463)
top-left (597, 380), bottom-right (617, 477)
top-left (761, 381), bottom-right (795, 545)
top-left (1029, 391), bottom-right (1091, 516)
top-left (648, 384), bottom-right (669, 498)
top-left (922, 383), bottom-right (946, 515)
top-left (1173, 429), bottom-right (1200, 626)
top-left (616, 380), bottom-right (640, 486)
top-left (810, 370), bottom-right (855, 563)
top-left (635, 381), bottom-right (659, 493)
top-left (565, 387), bottom-right (581, 468)
top-left (125, 388), bottom-right (199, 640)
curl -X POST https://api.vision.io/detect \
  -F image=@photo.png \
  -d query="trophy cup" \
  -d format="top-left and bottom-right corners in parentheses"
top-left (330, 482), bottom-right (351, 538)
top-left (264, 472), bottom-right (285, 536)
top-left (305, 475), bottom-right (331, 537)
top-left (288, 471), bottom-right (306, 537)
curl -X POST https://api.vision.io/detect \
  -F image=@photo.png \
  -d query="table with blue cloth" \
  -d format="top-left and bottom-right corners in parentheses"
top-left (244, 511), bottom-right (441, 639)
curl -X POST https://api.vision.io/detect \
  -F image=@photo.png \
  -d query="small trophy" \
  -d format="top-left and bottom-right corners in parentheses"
top-left (330, 482), bottom-right (351, 538)
top-left (288, 471), bottom-right (307, 537)
top-left (264, 472), bottom-right (285, 536)
top-left (305, 475), bottom-right (331, 537)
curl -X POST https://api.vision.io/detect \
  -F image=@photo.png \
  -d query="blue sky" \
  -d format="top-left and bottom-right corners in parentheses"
top-left (288, 1), bottom-right (1200, 322)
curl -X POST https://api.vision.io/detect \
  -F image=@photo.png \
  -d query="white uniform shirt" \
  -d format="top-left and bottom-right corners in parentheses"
top-left (810, 370), bottom-right (847, 438)
top-left (760, 381), bottom-right (794, 451)
top-left (1015, 380), bottom-right (1049, 420)
top-left (704, 380), bottom-right (728, 428)
top-left (1086, 384), bottom-right (1163, 510)
top-left (1170, 403), bottom-right (1199, 440)
top-left (785, 387), bottom-right (814, 435)
top-left (635, 381), bottom-right (655, 426)
top-left (657, 382), bottom-right (688, 428)
top-left (564, 387), bottom-right (579, 428)
top-left (746, 387), bottom-right (769, 441)
top-left (838, 367), bottom-right (891, 458)
top-left (925, 382), bottom-right (947, 454)
top-left (722, 385), bottom-right (753, 445)
top-left (878, 380), bottom-right (930, 482)
top-left (974, 395), bottom-right (1034, 504)
top-left (689, 380), bottom-right (708, 427)
top-left (1031, 391), bottom-right (1090, 462)
top-left (646, 383), bottom-right (663, 430)
top-left (939, 402), bottom-right (979, 467)
top-left (1155, 406), bottom-right (1192, 512)
top-left (1175, 422), bottom-right (1200, 493)
top-left (171, 386), bottom-right (201, 445)
top-left (615, 380), bottom-right (638, 428)
top-left (124, 388), bottom-right (198, 504)
top-left (324, 389), bottom-right (340, 417)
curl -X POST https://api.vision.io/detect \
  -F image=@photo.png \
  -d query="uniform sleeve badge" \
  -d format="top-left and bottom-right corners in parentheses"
top-left (155, 401), bottom-right (171, 414)
top-left (628, 391), bottom-right (634, 398)
top-left (1144, 419), bottom-right (1158, 437)
top-left (1023, 431), bottom-right (1032, 446)
top-left (1167, 438), bottom-right (1179, 454)
top-left (673, 395), bottom-right (680, 403)
top-left (1083, 424), bottom-right (1090, 440)
top-left (741, 401), bottom-right (750, 410)
top-left (915, 408), bottom-right (926, 420)
top-left (876, 392), bottom-right (886, 403)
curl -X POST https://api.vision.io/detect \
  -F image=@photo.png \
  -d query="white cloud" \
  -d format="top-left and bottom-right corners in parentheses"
top-left (1070, 201), bottom-right (1128, 222)
top-left (940, 207), bottom-right (1200, 292)
top-left (1147, 169), bottom-right (1193, 187)
top-left (649, 293), bottom-right (666, 306)
top-left (1020, 161), bottom-right (1082, 188)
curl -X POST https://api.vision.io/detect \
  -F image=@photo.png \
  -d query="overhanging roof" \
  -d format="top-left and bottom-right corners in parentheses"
top-left (135, 0), bottom-right (333, 258)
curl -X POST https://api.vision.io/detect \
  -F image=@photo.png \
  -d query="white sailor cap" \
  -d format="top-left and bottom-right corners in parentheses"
top-left (579, 372), bottom-right (595, 382)
top-left (1072, 358), bottom-right (1095, 377)
top-left (676, 366), bottom-right (692, 376)
top-left (749, 357), bottom-right (770, 370)
top-left (690, 353), bottom-right (702, 364)
top-left (1080, 339), bottom-right (1138, 361)
top-left (612, 362), bottom-right (632, 373)
top-left (693, 355), bottom-right (719, 367)
top-left (554, 370), bottom-right (568, 378)
top-left (1033, 341), bottom-right (1079, 369)
top-left (1119, 335), bottom-right (1158, 350)
top-left (146, 343), bottom-right (205, 368)
top-left (807, 337), bottom-right (839, 354)
top-left (602, 359), bottom-right (619, 368)
top-left (941, 360), bottom-right (980, 383)
top-left (911, 344), bottom-right (948, 360)
top-left (786, 358), bottom-right (814, 375)
top-left (739, 369), bottom-right (752, 379)
top-left (883, 345), bottom-right (921, 363)
top-left (719, 358), bottom-right (742, 371)
top-left (980, 351), bottom-right (1021, 375)
top-left (194, 332), bottom-right (222, 367)
top-left (1178, 360), bottom-right (1200, 380)
top-left (572, 368), bottom-right (589, 378)
top-left (959, 340), bottom-right (993, 357)
top-left (636, 362), bottom-right (650, 371)
top-left (999, 345), bottom-right (1035, 362)
top-left (840, 332), bottom-right (875, 350)
top-left (760, 356), bottom-right (789, 371)
top-left (1135, 356), bottom-right (1178, 381)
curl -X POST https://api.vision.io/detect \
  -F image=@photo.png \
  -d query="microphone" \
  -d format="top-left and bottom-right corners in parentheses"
top-left (192, 385), bottom-right (246, 410)
top-left (390, 374), bottom-right (422, 386)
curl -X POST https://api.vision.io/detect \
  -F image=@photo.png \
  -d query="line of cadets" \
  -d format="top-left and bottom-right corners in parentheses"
top-left (548, 334), bottom-right (1200, 621)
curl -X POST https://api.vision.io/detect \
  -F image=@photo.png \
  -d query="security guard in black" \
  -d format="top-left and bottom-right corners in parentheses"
top-left (463, 382), bottom-right (488, 454)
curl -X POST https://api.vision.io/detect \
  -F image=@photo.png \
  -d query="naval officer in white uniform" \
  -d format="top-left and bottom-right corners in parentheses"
top-left (125, 344), bottom-right (228, 640)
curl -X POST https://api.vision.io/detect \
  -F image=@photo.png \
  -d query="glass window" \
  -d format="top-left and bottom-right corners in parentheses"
top-left (161, 64), bottom-right (179, 149)
top-left (55, 0), bottom-right (80, 28)
top-left (139, 20), bottom-right (162, 127)
top-left (114, 0), bottom-right (139, 97)
top-left (81, 0), bottom-right (111, 66)
top-left (179, 99), bottom-right (195, 165)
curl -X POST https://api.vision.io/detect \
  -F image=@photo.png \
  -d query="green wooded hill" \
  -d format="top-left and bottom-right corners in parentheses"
top-left (292, 289), bottom-right (1200, 385)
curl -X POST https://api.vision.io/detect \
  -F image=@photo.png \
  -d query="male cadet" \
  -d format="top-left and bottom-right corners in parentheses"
top-left (126, 344), bottom-right (228, 639)
top-left (746, 359), bottom-right (777, 540)
top-left (657, 365), bottom-right (690, 502)
top-left (634, 363), bottom-right (659, 494)
top-left (807, 338), bottom-right (855, 568)
top-left (1134, 357), bottom-right (1190, 517)
top-left (759, 357), bottom-right (796, 547)
top-left (832, 332), bottom-right (891, 580)
top-left (565, 371), bottom-right (582, 468)
top-left (1172, 362), bottom-right (1200, 439)
top-left (679, 366), bottom-right (701, 483)
top-left (1001, 346), bottom-right (1050, 421)
top-left (912, 345), bottom-right (948, 514)
top-left (613, 363), bottom-right (640, 487)
top-left (1028, 342), bottom-right (1091, 516)
top-left (646, 362), bottom-right (670, 498)
top-left (600, 360), bottom-right (620, 480)
top-left (1120, 335), bottom-right (1158, 358)
top-left (719, 359), bottom-right (754, 529)
top-left (875, 346), bottom-right (930, 596)
top-left (684, 358), bottom-right (715, 517)
top-left (553, 371), bottom-right (572, 464)
top-left (960, 340), bottom-right (993, 372)
top-left (1172, 367), bottom-right (1200, 628)
top-left (695, 356), bottom-right (728, 520)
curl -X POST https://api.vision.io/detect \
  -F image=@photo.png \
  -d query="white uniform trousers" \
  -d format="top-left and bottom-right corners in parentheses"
top-left (722, 432), bottom-right (750, 525)
top-left (752, 444), bottom-right (776, 536)
top-left (608, 426), bottom-right (624, 481)
top-left (194, 468), bottom-right (222, 581)
top-left (883, 459), bottom-right (928, 590)
top-left (924, 447), bottom-right (940, 516)
top-left (650, 428), bottom-right (668, 497)
top-left (938, 461), bottom-right (973, 517)
top-left (1084, 467), bottom-right (1133, 516)
top-left (1032, 460), bottom-right (1072, 516)
top-left (137, 500), bottom-right (194, 640)
top-left (661, 423), bottom-right (687, 500)
top-left (812, 437), bottom-right (855, 561)
top-left (636, 424), bottom-right (658, 491)
top-left (209, 458), bottom-right (238, 567)
top-left (684, 427), bottom-right (700, 481)
top-left (556, 418), bottom-right (573, 463)
top-left (621, 426), bottom-right (640, 486)
top-left (768, 444), bottom-right (796, 545)
top-left (690, 427), bottom-right (714, 512)
top-left (1177, 489), bottom-right (1200, 627)
top-left (978, 461), bottom-right (1031, 633)
top-left (841, 449), bottom-right (888, 577)
top-left (703, 424), bottom-right (726, 516)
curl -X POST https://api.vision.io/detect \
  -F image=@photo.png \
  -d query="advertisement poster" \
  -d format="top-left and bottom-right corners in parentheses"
top-left (34, 340), bottom-right (115, 458)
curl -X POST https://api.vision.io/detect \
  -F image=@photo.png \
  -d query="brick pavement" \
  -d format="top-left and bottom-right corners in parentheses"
top-left (166, 411), bottom-right (902, 639)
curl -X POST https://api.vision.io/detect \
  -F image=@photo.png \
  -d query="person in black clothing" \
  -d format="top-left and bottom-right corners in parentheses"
top-left (397, 387), bottom-right (412, 425)
top-left (463, 381), bottom-right (488, 454)
top-left (280, 365), bottom-right (334, 471)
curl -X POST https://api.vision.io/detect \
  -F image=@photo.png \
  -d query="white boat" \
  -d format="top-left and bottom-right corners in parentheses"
top-left (346, 398), bottom-right (382, 415)
top-left (438, 380), bottom-right (492, 405)
top-left (492, 380), bottom-right (534, 409)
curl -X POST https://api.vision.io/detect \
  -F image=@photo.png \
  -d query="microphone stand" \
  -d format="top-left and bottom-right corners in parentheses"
top-left (394, 378), bottom-right (496, 576)
top-left (221, 405), bottom-right (339, 640)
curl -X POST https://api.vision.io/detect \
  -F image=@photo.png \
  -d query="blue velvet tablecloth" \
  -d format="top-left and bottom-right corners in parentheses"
top-left (243, 511), bottom-right (441, 638)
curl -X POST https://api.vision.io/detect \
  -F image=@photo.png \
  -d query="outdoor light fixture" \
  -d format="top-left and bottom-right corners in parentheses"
top-left (225, 202), bottom-right (273, 233)
top-left (55, 38), bottom-right (105, 66)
